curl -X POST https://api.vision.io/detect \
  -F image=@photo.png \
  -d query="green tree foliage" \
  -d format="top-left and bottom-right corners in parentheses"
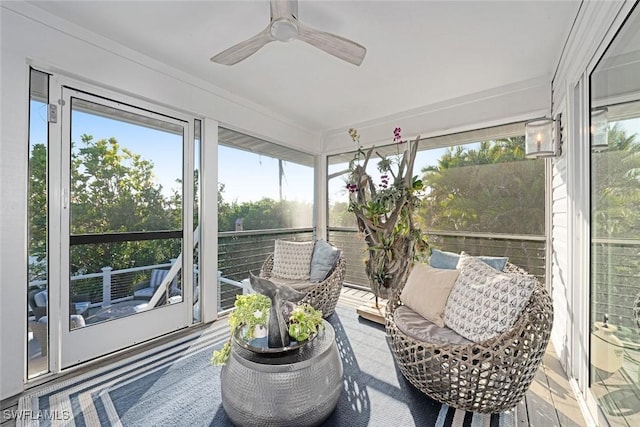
top-left (28, 143), bottom-right (48, 280)
top-left (592, 123), bottom-right (640, 238)
top-left (30, 133), bottom-right (312, 278)
top-left (71, 134), bottom-right (179, 234)
top-left (328, 201), bottom-right (356, 228)
top-left (217, 185), bottom-right (312, 232)
top-left (29, 144), bottom-right (48, 258)
top-left (590, 123), bottom-right (640, 335)
top-left (416, 137), bottom-right (545, 235)
top-left (68, 134), bottom-right (181, 274)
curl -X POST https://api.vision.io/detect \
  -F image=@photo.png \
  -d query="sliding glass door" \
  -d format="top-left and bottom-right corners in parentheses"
top-left (589, 4), bottom-right (640, 426)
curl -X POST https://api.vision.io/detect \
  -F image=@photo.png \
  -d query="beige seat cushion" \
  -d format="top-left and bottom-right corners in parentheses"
top-left (400, 263), bottom-right (459, 327)
top-left (394, 305), bottom-right (472, 345)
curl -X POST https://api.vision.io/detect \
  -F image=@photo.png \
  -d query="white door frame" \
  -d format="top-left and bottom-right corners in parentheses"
top-left (50, 76), bottom-right (195, 369)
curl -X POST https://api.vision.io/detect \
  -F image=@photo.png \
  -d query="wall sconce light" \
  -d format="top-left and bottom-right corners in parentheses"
top-left (591, 107), bottom-right (609, 150)
top-left (525, 115), bottom-right (563, 158)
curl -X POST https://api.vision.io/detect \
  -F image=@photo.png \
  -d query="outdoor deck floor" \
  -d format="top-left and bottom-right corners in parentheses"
top-left (2, 286), bottom-right (588, 426)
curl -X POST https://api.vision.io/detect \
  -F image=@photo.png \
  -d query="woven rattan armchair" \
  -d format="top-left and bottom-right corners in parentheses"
top-left (260, 252), bottom-right (346, 318)
top-left (385, 262), bottom-right (553, 414)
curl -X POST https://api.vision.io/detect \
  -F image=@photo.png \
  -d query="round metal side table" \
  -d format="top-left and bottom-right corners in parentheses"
top-left (221, 320), bottom-right (343, 427)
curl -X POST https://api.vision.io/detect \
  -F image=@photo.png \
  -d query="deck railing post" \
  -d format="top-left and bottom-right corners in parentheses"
top-left (170, 258), bottom-right (178, 298)
top-left (217, 271), bottom-right (222, 312)
top-left (102, 266), bottom-right (112, 307)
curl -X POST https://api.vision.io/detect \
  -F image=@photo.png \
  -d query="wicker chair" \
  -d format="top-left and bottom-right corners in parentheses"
top-left (260, 252), bottom-right (346, 318)
top-left (385, 263), bottom-right (553, 414)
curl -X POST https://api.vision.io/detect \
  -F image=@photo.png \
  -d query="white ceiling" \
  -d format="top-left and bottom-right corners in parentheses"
top-left (27, 0), bottom-right (582, 134)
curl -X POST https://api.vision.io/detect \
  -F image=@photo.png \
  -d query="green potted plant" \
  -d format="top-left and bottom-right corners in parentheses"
top-left (346, 127), bottom-right (429, 309)
top-left (212, 293), bottom-right (324, 365)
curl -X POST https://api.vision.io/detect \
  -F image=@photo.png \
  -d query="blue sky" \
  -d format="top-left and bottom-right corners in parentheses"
top-left (31, 99), bottom-right (316, 203)
top-left (218, 145), bottom-right (313, 204)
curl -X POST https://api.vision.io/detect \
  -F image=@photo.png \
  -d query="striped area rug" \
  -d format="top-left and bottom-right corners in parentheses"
top-left (18, 306), bottom-right (515, 427)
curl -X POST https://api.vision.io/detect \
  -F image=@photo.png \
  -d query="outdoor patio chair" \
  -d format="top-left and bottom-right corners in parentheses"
top-left (28, 288), bottom-right (49, 321)
top-left (133, 269), bottom-right (172, 300)
top-left (259, 240), bottom-right (346, 318)
top-left (28, 288), bottom-right (90, 319)
top-left (385, 262), bottom-right (553, 414)
top-left (27, 289), bottom-right (89, 355)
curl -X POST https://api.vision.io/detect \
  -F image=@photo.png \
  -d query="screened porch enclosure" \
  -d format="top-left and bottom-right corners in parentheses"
top-left (27, 118), bottom-right (549, 377)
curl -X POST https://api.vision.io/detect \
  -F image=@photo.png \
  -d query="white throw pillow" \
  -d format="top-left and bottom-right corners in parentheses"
top-left (400, 263), bottom-right (459, 328)
top-left (443, 254), bottom-right (536, 342)
top-left (271, 240), bottom-right (315, 280)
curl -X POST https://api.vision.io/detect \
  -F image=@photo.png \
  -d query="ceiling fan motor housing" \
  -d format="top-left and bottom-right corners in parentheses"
top-left (271, 19), bottom-right (298, 42)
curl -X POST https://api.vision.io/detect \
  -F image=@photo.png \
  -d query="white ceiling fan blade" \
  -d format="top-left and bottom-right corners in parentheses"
top-left (297, 22), bottom-right (366, 66)
top-left (210, 26), bottom-right (274, 65)
top-left (270, 0), bottom-right (298, 20)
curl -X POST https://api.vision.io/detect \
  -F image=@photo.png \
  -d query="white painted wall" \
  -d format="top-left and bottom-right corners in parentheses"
top-left (0, 17), bottom-right (31, 400)
top-left (322, 77), bottom-right (550, 153)
top-left (0, 4), bottom-right (318, 400)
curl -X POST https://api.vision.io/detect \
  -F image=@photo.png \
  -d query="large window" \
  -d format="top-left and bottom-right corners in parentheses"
top-left (216, 128), bottom-right (315, 310)
top-left (217, 128), bottom-right (314, 232)
top-left (28, 69), bottom-right (50, 378)
top-left (67, 95), bottom-right (185, 324)
top-left (328, 124), bottom-right (546, 286)
top-left (27, 77), bottom-right (199, 370)
top-left (193, 119), bottom-right (201, 323)
top-left (589, 5), bottom-right (640, 425)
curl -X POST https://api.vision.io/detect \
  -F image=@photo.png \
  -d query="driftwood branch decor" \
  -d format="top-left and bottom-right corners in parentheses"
top-left (346, 128), bottom-right (428, 306)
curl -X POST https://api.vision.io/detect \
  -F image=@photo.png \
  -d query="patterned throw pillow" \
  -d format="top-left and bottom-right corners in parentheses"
top-left (443, 254), bottom-right (536, 342)
top-left (271, 240), bottom-right (315, 280)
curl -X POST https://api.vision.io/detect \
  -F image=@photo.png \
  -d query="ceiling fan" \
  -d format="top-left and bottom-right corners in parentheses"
top-left (210, 0), bottom-right (366, 66)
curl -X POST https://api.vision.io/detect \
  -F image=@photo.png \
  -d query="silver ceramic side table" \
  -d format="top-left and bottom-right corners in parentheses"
top-left (221, 320), bottom-right (343, 427)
